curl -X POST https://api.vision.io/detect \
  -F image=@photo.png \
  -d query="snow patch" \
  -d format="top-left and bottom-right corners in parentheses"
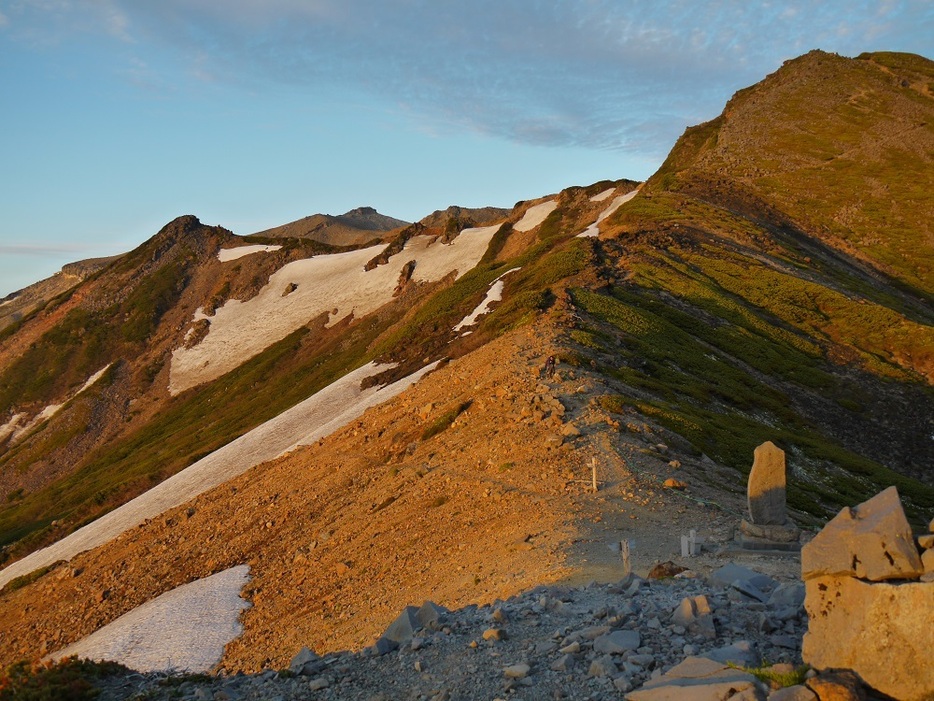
top-left (577, 185), bottom-right (643, 238)
top-left (513, 200), bottom-right (558, 232)
top-left (50, 565), bottom-right (251, 673)
top-left (7, 364), bottom-right (112, 444)
top-left (453, 268), bottom-right (521, 332)
top-left (170, 227), bottom-right (498, 395)
top-left (217, 245), bottom-right (282, 262)
top-left (589, 187), bottom-right (616, 202)
top-left (0, 413), bottom-right (25, 444)
top-left (0, 362), bottom-right (436, 590)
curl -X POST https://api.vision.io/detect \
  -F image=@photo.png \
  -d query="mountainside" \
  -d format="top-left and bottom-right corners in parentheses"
top-left (250, 206), bottom-right (410, 247)
top-left (0, 50), bottom-right (932, 676)
top-left (0, 256), bottom-right (119, 332)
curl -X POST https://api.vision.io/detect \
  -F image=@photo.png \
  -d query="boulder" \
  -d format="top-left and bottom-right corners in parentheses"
top-left (289, 647), bottom-right (324, 675)
top-left (382, 601), bottom-right (448, 643)
top-left (801, 486), bottom-right (923, 582)
top-left (593, 629), bottom-right (641, 654)
top-left (802, 575), bottom-right (934, 701)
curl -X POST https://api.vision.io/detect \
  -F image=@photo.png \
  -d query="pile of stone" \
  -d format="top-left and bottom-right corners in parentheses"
top-left (94, 564), bottom-right (810, 701)
top-left (802, 486), bottom-right (934, 701)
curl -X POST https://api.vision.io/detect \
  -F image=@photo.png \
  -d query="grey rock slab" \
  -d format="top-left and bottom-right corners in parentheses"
top-left (767, 583), bottom-right (805, 608)
top-left (702, 641), bottom-right (761, 668)
top-left (731, 579), bottom-right (770, 603)
top-left (625, 656), bottom-right (759, 701)
top-left (711, 563), bottom-right (775, 591)
top-left (593, 630), bottom-right (641, 654)
top-left (801, 486), bottom-right (924, 581)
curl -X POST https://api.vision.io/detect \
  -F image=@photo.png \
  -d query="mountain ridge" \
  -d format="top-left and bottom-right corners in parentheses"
top-left (0, 49), bottom-right (931, 680)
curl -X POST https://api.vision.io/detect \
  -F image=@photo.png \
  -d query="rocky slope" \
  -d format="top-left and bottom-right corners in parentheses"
top-left (0, 49), bottom-right (931, 696)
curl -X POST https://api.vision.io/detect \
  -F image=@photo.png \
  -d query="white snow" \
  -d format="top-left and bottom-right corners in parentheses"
top-left (217, 245), bottom-right (282, 262)
top-left (577, 185), bottom-right (643, 238)
top-left (589, 187), bottom-right (616, 202)
top-left (0, 361), bottom-right (436, 590)
top-left (170, 226), bottom-right (499, 394)
top-left (453, 268), bottom-right (521, 332)
top-left (49, 565), bottom-right (251, 673)
top-left (0, 413), bottom-right (25, 444)
top-left (513, 200), bottom-right (558, 232)
top-left (7, 364), bottom-right (112, 444)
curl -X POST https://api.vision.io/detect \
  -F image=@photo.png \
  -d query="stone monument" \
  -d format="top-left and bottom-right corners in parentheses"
top-left (737, 441), bottom-right (800, 550)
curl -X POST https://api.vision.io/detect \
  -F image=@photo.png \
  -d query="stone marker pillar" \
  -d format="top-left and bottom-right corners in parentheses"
top-left (738, 441), bottom-right (800, 549)
top-left (748, 441), bottom-right (787, 525)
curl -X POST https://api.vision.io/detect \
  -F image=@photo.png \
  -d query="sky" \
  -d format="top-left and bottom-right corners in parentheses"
top-left (1, 1), bottom-right (932, 297)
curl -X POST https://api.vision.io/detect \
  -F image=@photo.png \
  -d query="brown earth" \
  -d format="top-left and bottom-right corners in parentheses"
top-left (0, 314), bottom-right (797, 672)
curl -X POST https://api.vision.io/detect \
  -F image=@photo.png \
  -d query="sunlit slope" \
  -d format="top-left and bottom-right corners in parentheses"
top-left (650, 50), bottom-right (934, 297)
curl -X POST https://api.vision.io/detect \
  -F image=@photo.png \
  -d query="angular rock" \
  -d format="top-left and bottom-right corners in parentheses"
top-left (702, 641), bottom-right (761, 668)
top-left (801, 486), bottom-right (923, 581)
top-left (767, 685), bottom-right (816, 701)
top-left (593, 629), bottom-right (641, 654)
top-left (805, 670), bottom-right (866, 701)
top-left (747, 441), bottom-right (788, 526)
top-left (625, 656), bottom-right (758, 700)
top-left (731, 578), bottom-right (770, 603)
top-left (503, 663), bottom-right (530, 679)
top-left (289, 647), bottom-right (324, 676)
top-left (803, 575), bottom-right (934, 701)
top-left (767, 583), bottom-right (805, 608)
top-left (588, 654), bottom-right (617, 678)
top-left (371, 636), bottom-right (398, 656)
top-left (711, 563), bottom-right (775, 591)
top-left (672, 595), bottom-right (715, 639)
top-left (917, 534), bottom-right (934, 549)
top-left (550, 654), bottom-right (575, 672)
top-left (382, 601), bottom-right (448, 643)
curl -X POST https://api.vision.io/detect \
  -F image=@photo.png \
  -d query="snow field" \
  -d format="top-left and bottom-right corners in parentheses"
top-left (577, 185), bottom-right (643, 238)
top-left (50, 565), bottom-right (251, 673)
top-left (217, 245), bottom-right (282, 262)
top-left (0, 362), bottom-right (435, 590)
top-left (170, 227), bottom-right (500, 394)
top-left (513, 200), bottom-right (557, 232)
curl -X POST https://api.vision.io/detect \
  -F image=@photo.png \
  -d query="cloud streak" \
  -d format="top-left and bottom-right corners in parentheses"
top-left (4, 1), bottom-right (933, 155)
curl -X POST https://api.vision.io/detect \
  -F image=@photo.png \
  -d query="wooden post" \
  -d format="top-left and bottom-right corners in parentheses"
top-left (620, 540), bottom-right (631, 577)
top-left (591, 458), bottom-right (598, 493)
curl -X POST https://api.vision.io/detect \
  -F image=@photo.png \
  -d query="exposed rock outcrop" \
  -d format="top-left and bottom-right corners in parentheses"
top-left (801, 487), bottom-right (933, 701)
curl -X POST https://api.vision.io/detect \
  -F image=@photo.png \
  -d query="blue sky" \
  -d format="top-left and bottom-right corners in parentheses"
top-left (1, 1), bottom-right (932, 297)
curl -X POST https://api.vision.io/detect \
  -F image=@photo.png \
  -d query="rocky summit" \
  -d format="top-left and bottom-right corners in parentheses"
top-left (0, 49), bottom-right (932, 700)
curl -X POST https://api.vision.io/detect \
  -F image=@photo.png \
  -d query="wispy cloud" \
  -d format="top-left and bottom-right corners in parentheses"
top-left (0, 243), bottom-right (88, 256)
top-left (6, 0), bottom-right (934, 153)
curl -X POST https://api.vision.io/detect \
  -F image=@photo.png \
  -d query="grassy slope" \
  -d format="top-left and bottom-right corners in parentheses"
top-left (568, 50), bottom-right (934, 524)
